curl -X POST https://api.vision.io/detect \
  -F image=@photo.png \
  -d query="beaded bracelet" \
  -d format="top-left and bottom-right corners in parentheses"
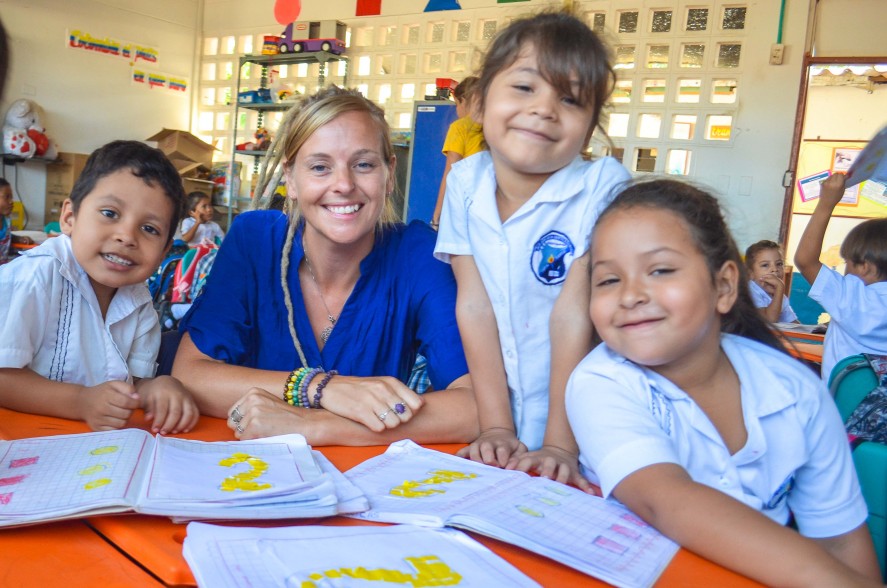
top-left (312, 370), bottom-right (337, 409)
top-left (299, 367), bottom-right (323, 408)
top-left (283, 367), bottom-right (308, 406)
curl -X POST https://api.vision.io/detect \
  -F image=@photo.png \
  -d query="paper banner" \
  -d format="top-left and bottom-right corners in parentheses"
top-left (68, 29), bottom-right (159, 65)
top-left (132, 68), bottom-right (189, 94)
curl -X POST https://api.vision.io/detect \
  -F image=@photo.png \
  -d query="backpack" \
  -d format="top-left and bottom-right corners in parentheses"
top-left (171, 244), bottom-right (216, 304)
top-left (841, 354), bottom-right (887, 445)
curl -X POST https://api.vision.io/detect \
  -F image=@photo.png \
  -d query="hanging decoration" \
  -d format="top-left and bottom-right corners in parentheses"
top-left (275, 0), bottom-right (302, 25)
top-left (424, 0), bottom-right (461, 11)
top-left (356, 0), bottom-right (382, 16)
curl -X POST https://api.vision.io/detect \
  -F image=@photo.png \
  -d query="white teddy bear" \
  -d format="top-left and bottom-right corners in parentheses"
top-left (3, 99), bottom-right (58, 160)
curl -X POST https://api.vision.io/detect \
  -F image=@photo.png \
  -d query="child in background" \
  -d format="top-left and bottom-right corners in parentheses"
top-left (0, 140), bottom-right (199, 433)
top-left (567, 179), bottom-right (881, 586)
top-left (431, 76), bottom-right (483, 229)
top-left (745, 239), bottom-right (798, 323)
top-left (795, 172), bottom-right (887, 381)
top-left (180, 191), bottom-right (224, 246)
top-left (435, 11), bottom-right (630, 489)
top-left (0, 178), bottom-right (13, 264)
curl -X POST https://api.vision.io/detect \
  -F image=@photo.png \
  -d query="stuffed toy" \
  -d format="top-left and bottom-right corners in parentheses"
top-left (235, 127), bottom-right (272, 152)
top-left (3, 99), bottom-right (58, 159)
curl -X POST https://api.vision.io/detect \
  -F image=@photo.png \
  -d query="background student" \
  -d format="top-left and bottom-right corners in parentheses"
top-left (568, 178), bottom-right (881, 587)
top-left (172, 86), bottom-right (477, 446)
top-left (795, 172), bottom-right (887, 380)
top-left (0, 140), bottom-right (198, 433)
top-left (434, 11), bottom-right (630, 488)
top-left (745, 239), bottom-right (799, 323)
top-left (430, 76), bottom-right (483, 229)
top-left (180, 190), bottom-right (224, 246)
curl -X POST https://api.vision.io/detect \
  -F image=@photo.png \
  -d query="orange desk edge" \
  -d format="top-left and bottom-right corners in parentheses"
top-left (0, 410), bottom-right (762, 587)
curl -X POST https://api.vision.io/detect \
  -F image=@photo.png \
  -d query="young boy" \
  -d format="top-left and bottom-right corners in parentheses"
top-left (0, 140), bottom-right (199, 433)
top-left (795, 172), bottom-right (887, 381)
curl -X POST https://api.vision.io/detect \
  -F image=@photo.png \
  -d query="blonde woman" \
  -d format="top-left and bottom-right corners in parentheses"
top-left (172, 87), bottom-right (477, 445)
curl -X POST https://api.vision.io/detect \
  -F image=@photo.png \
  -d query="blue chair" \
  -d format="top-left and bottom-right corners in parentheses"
top-left (829, 355), bottom-right (886, 579)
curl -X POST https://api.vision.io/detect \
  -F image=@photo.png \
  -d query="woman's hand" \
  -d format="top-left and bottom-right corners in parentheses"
top-left (457, 427), bottom-right (527, 467)
top-left (227, 387), bottom-right (320, 440)
top-left (317, 374), bottom-right (424, 432)
top-left (508, 445), bottom-right (599, 495)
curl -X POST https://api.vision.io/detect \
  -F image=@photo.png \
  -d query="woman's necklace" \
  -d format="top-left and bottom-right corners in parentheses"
top-left (302, 248), bottom-right (338, 344)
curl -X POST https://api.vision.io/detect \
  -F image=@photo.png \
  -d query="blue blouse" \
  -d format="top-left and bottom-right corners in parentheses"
top-left (179, 211), bottom-right (468, 390)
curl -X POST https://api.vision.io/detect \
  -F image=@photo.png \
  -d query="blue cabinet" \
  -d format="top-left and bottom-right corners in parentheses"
top-left (403, 101), bottom-right (457, 223)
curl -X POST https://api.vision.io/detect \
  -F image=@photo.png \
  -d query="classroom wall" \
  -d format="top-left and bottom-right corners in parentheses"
top-left (0, 0), bottom-right (202, 228)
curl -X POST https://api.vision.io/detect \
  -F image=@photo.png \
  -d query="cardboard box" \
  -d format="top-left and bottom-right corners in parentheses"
top-left (145, 129), bottom-right (215, 169)
top-left (44, 152), bottom-right (89, 224)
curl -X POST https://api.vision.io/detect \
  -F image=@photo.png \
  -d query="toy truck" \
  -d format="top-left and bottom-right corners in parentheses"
top-left (278, 20), bottom-right (347, 55)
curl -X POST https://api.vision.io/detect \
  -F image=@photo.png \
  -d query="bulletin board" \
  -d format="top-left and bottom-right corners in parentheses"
top-left (792, 140), bottom-right (887, 218)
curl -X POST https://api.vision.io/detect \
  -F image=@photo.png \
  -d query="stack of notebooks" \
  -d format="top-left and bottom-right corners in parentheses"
top-left (0, 428), bottom-right (366, 526)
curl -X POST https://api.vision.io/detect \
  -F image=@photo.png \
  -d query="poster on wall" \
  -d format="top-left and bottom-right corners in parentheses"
top-left (132, 68), bottom-right (189, 95)
top-left (67, 29), bottom-right (159, 65)
top-left (797, 170), bottom-right (830, 202)
top-left (792, 140), bottom-right (883, 219)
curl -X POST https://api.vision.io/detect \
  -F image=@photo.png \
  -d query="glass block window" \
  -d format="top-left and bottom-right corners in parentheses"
top-left (677, 79), bottom-right (701, 103)
top-left (481, 20), bottom-right (497, 40)
top-left (706, 115), bottom-right (733, 140)
top-left (355, 27), bottom-right (373, 47)
top-left (221, 87), bottom-right (232, 105)
top-left (379, 55), bottom-right (393, 75)
top-left (429, 22), bottom-right (444, 43)
top-left (201, 63), bottom-right (216, 81)
top-left (401, 84), bottom-right (415, 101)
top-left (336, 61), bottom-right (347, 77)
top-left (203, 38), bottom-right (219, 56)
top-left (651, 11), bottom-right (672, 33)
top-left (450, 51), bottom-right (468, 72)
top-left (455, 21), bottom-right (470, 42)
top-left (378, 84), bottom-right (392, 104)
top-left (723, 7), bottom-right (747, 30)
top-left (239, 35), bottom-right (253, 54)
top-left (296, 63), bottom-right (308, 77)
top-left (686, 8), bottom-right (708, 31)
top-left (357, 83), bottom-right (369, 97)
top-left (671, 114), bottom-right (697, 139)
top-left (590, 13), bottom-right (606, 33)
top-left (618, 11), bottom-right (639, 33)
top-left (221, 36), bottom-right (235, 54)
top-left (401, 54), bottom-right (417, 75)
top-left (426, 53), bottom-right (442, 73)
top-left (612, 80), bottom-right (632, 104)
top-left (637, 113), bottom-right (662, 138)
top-left (711, 79), bottom-right (738, 103)
top-left (221, 62), bottom-right (234, 80)
top-left (405, 25), bottom-right (419, 45)
top-left (666, 150), bottom-right (692, 174)
top-left (381, 26), bottom-right (397, 46)
top-left (642, 79), bottom-right (666, 103)
top-left (681, 44), bottom-right (705, 68)
top-left (277, 65), bottom-right (288, 79)
top-left (647, 45), bottom-right (669, 68)
top-left (200, 88), bottom-right (215, 106)
top-left (236, 111), bottom-right (249, 130)
top-left (357, 56), bottom-right (371, 76)
top-left (215, 112), bottom-right (230, 131)
top-left (614, 46), bottom-right (636, 69)
top-left (397, 112), bottom-right (412, 129)
top-left (717, 44), bottom-right (742, 68)
top-left (611, 147), bottom-right (625, 164)
top-left (424, 83), bottom-right (437, 97)
top-left (199, 111), bottom-right (214, 132)
top-left (635, 148), bottom-right (658, 172)
top-left (608, 113), bottom-right (630, 137)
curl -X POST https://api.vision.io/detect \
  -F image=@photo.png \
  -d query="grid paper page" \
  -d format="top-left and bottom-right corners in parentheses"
top-left (0, 429), bottom-right (150, 518)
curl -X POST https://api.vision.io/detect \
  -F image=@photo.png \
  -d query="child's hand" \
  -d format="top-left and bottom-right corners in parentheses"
top-left (189, 209), bottom-right (205, 224)
top-left (507, 445), bottom-right (600, 495)
top-left (457, 427), bottom-right (527, 467)
top-left (758, 273), bottom-right (785, 297)
top-left (137, 375), bottom-right (199, 434)
top-left (819, 173), bottom-right (847, 208)
top-left (77, 381), bottom-right (141, 431)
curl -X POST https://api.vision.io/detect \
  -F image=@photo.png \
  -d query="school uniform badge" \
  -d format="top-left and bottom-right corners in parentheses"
top-left (530, 231), bottom-right (575, 285)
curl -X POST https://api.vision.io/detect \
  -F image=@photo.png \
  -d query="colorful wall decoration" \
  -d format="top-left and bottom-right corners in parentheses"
top-left (424, 0), bottom-right (462, 11)
top-left (356, 0), bottom-right (382, 16)
top-left (67, 29), bottom-right (159, 65)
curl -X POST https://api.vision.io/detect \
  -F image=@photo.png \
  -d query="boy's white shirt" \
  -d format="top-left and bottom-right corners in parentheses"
top-left (808, 265), bottom-right (887, 380)
top-left (435, 152), bottom-right (630, 450)
top-left (0, 234), bottom-right (159, 385)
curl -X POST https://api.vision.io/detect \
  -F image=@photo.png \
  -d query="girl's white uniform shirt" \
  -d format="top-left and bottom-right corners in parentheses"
top-left (0, 235), bottom-right (159, 385)
top-left (809, 265), bottom-right (887, 381)
top-left (748, 280), bottom-right (798, 323)
top-left (566, 334), bottom-right (866, 539)
top-left (435, 152), bottom-right (630, 450)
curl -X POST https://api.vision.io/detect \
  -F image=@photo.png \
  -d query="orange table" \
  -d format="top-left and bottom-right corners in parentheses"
top-left (0, 410), bottom-right (762, 587)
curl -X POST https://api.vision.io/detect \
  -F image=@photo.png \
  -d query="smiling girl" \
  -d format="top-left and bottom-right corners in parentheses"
top-left (567, 179), bottom-right (880, 586)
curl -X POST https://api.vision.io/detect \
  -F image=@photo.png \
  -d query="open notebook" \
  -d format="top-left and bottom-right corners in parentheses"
top-left (344, 440), bottom-right (679, 588)
top-left (0, 428), bottom-right (366, 527)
